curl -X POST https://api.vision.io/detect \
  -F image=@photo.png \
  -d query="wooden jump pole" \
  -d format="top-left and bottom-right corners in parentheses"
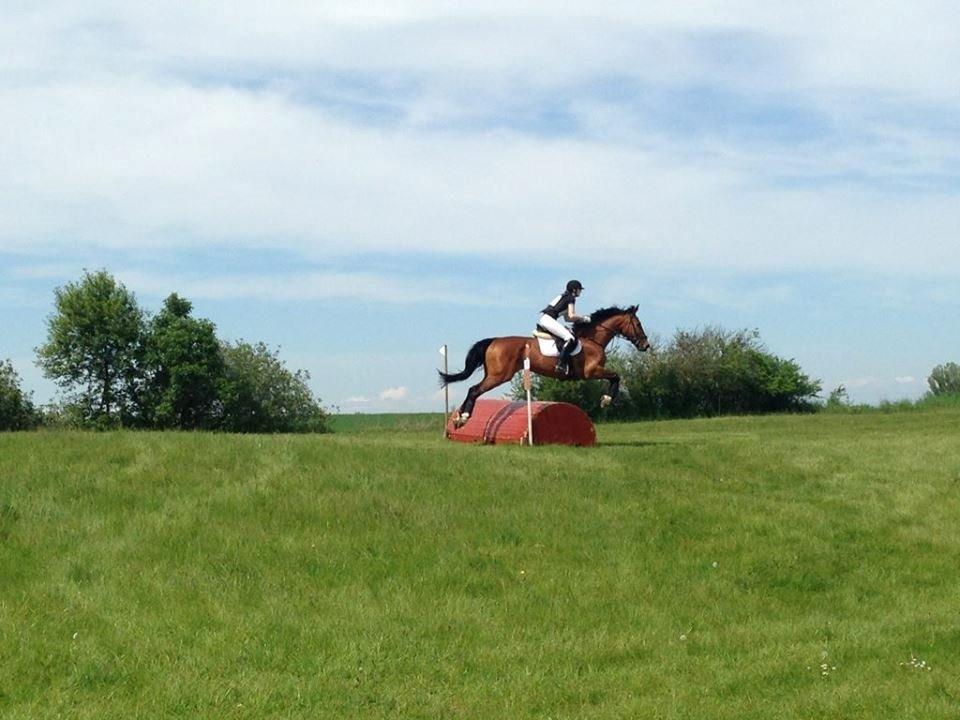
top-left (440, 344), bottom-right (449, 437)
top-left (523, 344), bottom-right (534, 446)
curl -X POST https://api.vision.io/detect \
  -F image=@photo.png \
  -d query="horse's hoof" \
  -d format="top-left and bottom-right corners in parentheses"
top-left (600, 395), bottom-right (613, 408)
top-left (452, 412), bottom-right (470, 429)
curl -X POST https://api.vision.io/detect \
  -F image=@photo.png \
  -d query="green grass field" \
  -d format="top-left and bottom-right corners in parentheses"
top-left (3, 407), bottom-right (960, 718)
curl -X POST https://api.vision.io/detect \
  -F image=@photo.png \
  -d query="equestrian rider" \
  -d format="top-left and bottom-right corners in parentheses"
top-left (539, 280), bottom-right (591, 376)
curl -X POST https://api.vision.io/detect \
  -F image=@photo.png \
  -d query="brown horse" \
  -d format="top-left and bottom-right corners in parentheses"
top-left (440, 305), bottom-right (651, 427)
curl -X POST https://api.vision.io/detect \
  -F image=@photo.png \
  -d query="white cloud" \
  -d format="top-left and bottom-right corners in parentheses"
top-left (894, 376), bottom-right (916, 384)
top-left (1, 1), bottom-right (959, 280)
top-left (379, 386), bottom-right (409, 401)
top-left (1, 77), bottom-right (958, 278)
top-left (6, 2), bottom-right (960, 96)
top-left (842, 376), bottom-right (879, 389)
top-left (343, 395), bottom-right (372, 403)
top-left (110, 269), bottom-right (471, 305)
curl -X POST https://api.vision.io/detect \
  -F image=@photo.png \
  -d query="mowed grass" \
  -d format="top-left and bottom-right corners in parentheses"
top-left (2, 408), bottom-right (960, 718)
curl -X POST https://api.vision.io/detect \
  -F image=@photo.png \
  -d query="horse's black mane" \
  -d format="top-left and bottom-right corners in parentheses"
top-left (573, 305), bottom-right (630, 329)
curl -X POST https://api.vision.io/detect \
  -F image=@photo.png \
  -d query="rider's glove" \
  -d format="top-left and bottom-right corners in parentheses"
top-left (581, 314), bottom-right (592, 323)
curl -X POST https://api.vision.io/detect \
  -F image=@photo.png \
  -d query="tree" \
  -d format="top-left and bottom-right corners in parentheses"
top-left (0, 360), bottom-right (36, 431)
top-left (219, 341), bottom-right (329, 433)
top-left (140, 294), bottom-right (224, 429)
top-left (36, 270), bottom-right (145, 427)
top-left (928, 363), bottom-right (960, 397)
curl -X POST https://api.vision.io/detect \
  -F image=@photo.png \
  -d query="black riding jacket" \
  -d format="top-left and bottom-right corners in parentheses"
top-left (541, 290), bottom-right (576, 319)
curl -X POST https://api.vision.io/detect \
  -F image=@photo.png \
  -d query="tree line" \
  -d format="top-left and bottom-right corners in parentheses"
top-left (1, 271), bottom-right (328, 432)
top-left (4, 272), bottom-right (960, 431)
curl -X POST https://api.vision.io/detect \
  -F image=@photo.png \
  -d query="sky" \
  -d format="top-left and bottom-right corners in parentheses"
top-left (1, 1), bottom-right (958, 412)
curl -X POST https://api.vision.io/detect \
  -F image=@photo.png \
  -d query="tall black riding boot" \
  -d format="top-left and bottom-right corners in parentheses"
top-left (556, 339), bottom-right (575, 376)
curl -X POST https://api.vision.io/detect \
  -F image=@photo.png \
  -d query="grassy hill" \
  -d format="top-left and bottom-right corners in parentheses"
top-left (2, 407), bottom-right (960, 718)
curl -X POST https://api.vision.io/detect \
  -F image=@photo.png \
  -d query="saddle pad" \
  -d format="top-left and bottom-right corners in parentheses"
top-left (533, 332), bottom-right (582, 358)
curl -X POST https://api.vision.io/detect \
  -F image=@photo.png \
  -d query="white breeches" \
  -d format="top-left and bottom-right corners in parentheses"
top-left (538, 314), bottom-right (575, 343)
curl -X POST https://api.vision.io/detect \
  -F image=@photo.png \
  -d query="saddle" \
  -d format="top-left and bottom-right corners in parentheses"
top-left (533, 325), bottom-right (582, 358)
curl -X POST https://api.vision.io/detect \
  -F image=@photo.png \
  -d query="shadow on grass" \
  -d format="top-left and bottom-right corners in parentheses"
top-left (596, 440), bottom-right (675, 448)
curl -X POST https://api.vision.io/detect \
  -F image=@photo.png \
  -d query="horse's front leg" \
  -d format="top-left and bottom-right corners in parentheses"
top-left (583, 358), bottom-right (620, 408)
top-left (600, 373), bottom-right (620, 408)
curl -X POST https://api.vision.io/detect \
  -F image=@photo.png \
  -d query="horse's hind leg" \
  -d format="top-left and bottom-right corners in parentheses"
top-left (453, 362), bottom-right (517, 427)
top-left (453, 375), bottom-right (500, 427)
top-left (454, 346), bottom-right (523, 427)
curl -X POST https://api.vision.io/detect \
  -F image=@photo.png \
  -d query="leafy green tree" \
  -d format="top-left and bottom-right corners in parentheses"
top-left (0, 360), bottom-right (37, 430)
top-left (928, 362), bottom-right (960, 397)
top-left (219, 341), bottom-right (329, 433)
top-left (36, 271), bottom-right (145, 427)
top-left (141, 294), bottom-right (224, 429)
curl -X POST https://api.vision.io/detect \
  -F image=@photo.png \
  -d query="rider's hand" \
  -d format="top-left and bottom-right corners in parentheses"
top-left (581, 314), bottom-right (591, 323)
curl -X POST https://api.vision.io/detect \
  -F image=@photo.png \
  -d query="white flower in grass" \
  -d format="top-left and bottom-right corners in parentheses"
top-left (816, 653), bottom-right (837, 677)
top-left (900, 654), bottom-right (932, 671)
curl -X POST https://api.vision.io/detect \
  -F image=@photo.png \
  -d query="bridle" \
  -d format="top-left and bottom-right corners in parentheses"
top-left (625, 315), bottom-right (649, 351)
top-left (578, 313), bottom-right (648, 351)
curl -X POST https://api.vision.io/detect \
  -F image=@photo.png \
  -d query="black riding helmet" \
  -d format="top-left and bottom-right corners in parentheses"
top-left (566, 279), bottom-right (584, 293)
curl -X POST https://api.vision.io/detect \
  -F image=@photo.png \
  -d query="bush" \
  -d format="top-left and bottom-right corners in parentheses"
top-left (34, 402), bottom-right (87, 430)
top-left (510, 373), bottom-right (607, 419)
top-left (509, 328), bottom-right (819, 421)
top-left (0, 360), bottom-right (37, 430)
top-left (612, 327), bottom-right (820, 420)
top-left (218, 341), bottom-right (329, 433)
top-left (825, 385), bottom-right (850, 409)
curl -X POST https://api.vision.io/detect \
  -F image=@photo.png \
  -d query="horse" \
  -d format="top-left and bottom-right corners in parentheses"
top-left (439, 305), bottom-right (651, 428)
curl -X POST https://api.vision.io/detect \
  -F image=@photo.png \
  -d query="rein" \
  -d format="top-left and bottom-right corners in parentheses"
top-left (576, 314), bottom-right (645, 350)
top-left (575, 318), bottom-right (618, 348)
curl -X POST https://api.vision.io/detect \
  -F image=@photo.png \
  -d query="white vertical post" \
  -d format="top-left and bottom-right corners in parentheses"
top-left (439, 344), bottom-right (449, 437)
top-left (523, 347), bottom-right (533, 446)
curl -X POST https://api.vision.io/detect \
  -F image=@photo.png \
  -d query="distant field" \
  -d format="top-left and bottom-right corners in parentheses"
top-left (330, 412), bottom-right (446, 433)
top-left (2, 407), bottom-right (960, 718)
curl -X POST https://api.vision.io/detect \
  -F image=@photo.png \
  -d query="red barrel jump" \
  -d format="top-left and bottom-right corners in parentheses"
top-left (446, 399), bottom-right (596, 446)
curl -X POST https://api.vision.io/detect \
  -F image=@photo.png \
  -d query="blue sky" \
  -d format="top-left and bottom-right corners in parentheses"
top-left (2, 2), bottom-right (958, 412)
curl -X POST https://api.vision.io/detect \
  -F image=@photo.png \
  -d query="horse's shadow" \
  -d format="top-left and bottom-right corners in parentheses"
top-left (595, 440), bottom-right (674, 448)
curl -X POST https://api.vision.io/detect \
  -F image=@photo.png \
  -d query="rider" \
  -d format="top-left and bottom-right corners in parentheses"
top-left (539, 280), bottom-right (591, 376)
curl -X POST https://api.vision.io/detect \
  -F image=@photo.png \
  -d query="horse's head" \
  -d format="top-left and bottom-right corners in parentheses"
top-left (575, 305), bottom-right (651, 351)
top-left (620, 305), bottom-right (651, 352)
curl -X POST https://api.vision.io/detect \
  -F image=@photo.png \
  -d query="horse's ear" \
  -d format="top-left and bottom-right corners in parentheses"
top-left (628, 304), bottom-right (638, 314)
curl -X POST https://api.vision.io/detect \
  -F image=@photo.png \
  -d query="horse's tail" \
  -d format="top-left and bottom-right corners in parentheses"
top-left (438, 338), bottom-right (495, 386)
